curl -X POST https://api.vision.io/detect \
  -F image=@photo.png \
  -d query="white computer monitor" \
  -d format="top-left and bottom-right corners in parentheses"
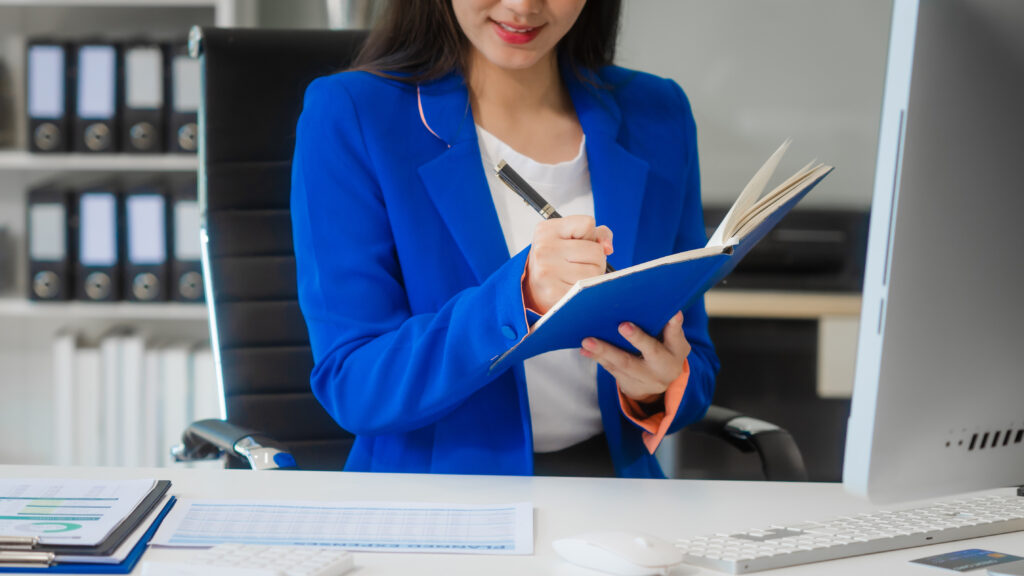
top-left (843, 0), bottom-right (1024, 504)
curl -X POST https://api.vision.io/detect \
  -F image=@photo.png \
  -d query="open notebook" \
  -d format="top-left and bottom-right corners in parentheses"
top-left (489, 140), bottom-right (833, 373)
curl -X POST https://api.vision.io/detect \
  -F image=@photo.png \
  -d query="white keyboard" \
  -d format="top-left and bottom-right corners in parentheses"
top-left (141, 544), bottom-right (355, 576)
top-left (675, 493), bottom-right (1024, 574)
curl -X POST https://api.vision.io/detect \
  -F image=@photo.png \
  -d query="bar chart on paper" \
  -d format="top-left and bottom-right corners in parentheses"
top-left (150, 500), bottom-right (534, 555)
top-left (0, 478), bottom-right (156, 545)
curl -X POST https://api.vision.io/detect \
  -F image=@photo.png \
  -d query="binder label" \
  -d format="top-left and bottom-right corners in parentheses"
top-left (127, 195), bottom-right (167, 265)
top-left (79, 194), bottom-right (117, 267)
top-left (174, 201), bottom-right (201, 260)
top-left (77, 46), bottom-right (117, 119)
top-left (126, 48), bottom-right (164, 110)
top-left (27, 46), bottom-right (65, 119)
top-left (172, 57), bottom-right (200, 113)
top-left (29, 204), bottom-right (66, 261)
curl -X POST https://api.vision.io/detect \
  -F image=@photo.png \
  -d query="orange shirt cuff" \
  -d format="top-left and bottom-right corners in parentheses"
top-left (618, 358), bottom-right (690, 454)
top-left (519, 258), bottom-right (534, 332)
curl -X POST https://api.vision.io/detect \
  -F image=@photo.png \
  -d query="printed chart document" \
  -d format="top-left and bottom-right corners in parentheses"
top-left (151, 499), bottom-right (534, 555)
top-left (0, 478), bottom-right (157, 546)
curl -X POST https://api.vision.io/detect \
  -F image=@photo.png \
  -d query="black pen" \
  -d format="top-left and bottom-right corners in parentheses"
top-left (494, 159), bottom-right (616, 273)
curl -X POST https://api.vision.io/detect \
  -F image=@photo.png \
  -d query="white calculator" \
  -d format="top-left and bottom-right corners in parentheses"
top-left (141, 543), bottom-right (355, 576)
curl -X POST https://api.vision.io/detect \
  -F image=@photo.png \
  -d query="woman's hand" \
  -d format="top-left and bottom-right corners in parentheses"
top-left (580, 311), bottom-right (691, 404)
top-left (523, 215), bottom-right (613, 314)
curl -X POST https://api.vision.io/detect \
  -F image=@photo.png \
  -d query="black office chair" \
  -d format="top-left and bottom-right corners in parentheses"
top-left (177, 27), bottom-right (808, 481)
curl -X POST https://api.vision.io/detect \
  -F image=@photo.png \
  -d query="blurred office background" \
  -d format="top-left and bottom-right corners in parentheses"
top-left (0, 0), bottom-right (889, 480)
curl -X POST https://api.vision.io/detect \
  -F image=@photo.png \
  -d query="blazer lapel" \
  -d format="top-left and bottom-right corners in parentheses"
top-left (416, 68), bottom-right (651, 282)
top-left (417, 74), bottom-right (512, 284)
top-left (565, 69), bottom-right (650, 269)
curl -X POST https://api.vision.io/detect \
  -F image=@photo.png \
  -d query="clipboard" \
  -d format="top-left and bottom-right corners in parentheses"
top-left (0, 481), bottom-right (170, 562)
top-left (0, 496), bottom-right (176, 574)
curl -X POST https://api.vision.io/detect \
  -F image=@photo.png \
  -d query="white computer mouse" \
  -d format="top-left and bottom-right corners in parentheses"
top-left (552, 531), bottom-right (684, 576)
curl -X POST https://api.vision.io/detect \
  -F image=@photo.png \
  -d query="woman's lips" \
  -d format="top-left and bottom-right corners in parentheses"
top-left (491, 19), bottom-right (544, 44)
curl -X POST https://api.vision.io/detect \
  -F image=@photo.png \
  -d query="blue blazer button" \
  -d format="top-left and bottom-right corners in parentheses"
top-left (501, 325), bottom-right (517, 340)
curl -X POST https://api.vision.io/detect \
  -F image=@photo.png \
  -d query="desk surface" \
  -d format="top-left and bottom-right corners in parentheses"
top-left (704, 290), bottom-right (862, 319)
top-left (1, 465), bottom-right (1020, 575)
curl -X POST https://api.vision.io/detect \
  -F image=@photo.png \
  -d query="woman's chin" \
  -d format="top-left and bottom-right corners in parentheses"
top-left (478, 46), bottom-right (552, 73)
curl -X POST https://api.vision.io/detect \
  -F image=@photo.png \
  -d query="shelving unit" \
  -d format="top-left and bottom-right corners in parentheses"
top-left (0, 297), bottom-right (207, 321)
top-left (0, 0), bottom-right (247, 31)
top-left (0, 0), bottom-right (258, 467)
top-left (0, 151), bottom-right (199, 173)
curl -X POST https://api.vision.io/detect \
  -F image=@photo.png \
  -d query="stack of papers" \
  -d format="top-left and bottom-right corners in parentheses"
top-left (0, 478), bottom-right (174, 573)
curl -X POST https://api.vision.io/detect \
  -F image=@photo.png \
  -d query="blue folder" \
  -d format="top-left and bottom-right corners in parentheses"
top-left (489, 167), bottom-right (833, 373)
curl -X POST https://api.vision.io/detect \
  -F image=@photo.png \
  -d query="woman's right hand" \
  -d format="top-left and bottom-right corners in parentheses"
top-left (523, 215), bottom-right (614, 314)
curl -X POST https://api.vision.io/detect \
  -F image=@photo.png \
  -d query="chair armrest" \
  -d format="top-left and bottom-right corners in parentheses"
top-left (688, 405), bottom-right (809, 481)
top-left (173, 419), bottom-right (298, 470)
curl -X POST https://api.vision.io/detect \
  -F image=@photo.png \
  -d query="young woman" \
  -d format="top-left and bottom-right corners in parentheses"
top-left (291, 0), bottom-right (719, 478)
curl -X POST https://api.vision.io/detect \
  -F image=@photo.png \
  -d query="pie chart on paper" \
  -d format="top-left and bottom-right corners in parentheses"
top-left (14, 521), bottom-right (83, 533)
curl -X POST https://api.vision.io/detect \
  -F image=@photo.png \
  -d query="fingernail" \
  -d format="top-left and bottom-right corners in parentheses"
top-left (676, 311), bottom-right (684, 322)
top-left (580, 348), bottom-right (592, 358)
top-left (582, 338), bottom-right (596, 351)
top-left (619, 322), bottom-right (634, 336)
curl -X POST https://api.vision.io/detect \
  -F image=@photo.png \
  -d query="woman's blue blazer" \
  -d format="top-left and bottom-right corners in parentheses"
top-left (290, 64), bottom-right (720, 478)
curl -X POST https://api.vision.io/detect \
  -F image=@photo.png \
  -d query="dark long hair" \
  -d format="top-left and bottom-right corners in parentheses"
top-left (351, 0), bottom-right (622, 84)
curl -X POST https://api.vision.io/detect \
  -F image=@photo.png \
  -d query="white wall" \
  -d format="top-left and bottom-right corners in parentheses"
top-left (617, 0), bottom-right (893, 210)
top-left (256, 0), bottom-right (327, 28)
top-left (245, 0), bottom-right (894, 210)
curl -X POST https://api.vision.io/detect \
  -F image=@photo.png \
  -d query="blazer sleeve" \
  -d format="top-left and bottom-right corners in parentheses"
top-left (291, 76), bottom-right (531, 437)
top-left (661, 79), bottom-right (721, 436)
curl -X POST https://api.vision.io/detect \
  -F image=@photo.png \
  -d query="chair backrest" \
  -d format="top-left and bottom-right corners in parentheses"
top-left (192, 27), bottom-right (369, 471)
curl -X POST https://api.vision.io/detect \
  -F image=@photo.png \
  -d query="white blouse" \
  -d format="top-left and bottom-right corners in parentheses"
top-left (475, 124), bottom-right (603, 453)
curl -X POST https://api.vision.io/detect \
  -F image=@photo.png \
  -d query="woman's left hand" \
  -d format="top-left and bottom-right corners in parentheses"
top-left (580, 311), bottom-right (691, 404)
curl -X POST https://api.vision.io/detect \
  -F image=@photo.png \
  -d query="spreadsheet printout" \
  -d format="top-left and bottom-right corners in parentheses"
top-left (150, 499), bottom-right (534, 555)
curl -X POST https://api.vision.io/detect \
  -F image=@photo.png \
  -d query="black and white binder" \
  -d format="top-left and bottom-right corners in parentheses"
top-left (26, 41), bottom-right (72, 153)
top-left (121, 42), bottom-right (166, 153)
top-left (170, 177), bottom-right (203, 302)
top-left (124, 183), bottom-right (169, 301)
top-left (27, 184), bottom-right (75, 301)
top-left (74, 42), bottom-right (121, 153)
top-left (166, 42), bottom-right (199, 153)
top-left (76, 184), bottom-right (122, 301)
top-left (0, 226), bottom-right (12, 293)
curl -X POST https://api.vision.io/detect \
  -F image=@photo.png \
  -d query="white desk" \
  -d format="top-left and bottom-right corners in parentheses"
top-left (2, 465), bottom-right (1021, 575)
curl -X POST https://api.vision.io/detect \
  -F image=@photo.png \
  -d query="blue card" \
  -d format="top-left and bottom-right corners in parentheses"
top-left (911, 549), bottom-right (1024, 572)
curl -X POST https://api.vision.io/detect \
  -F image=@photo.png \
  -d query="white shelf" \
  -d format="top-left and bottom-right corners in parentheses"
top-left (0, 151), bottom-right (198, 172)
top-left (0, 297), bottom-right (208, 321)
top-left (0, 0), bottom-right (220, 7)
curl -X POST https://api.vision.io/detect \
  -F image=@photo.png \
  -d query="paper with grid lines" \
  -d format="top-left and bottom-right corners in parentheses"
top-left (150, 499), bottom-right (533, 554)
